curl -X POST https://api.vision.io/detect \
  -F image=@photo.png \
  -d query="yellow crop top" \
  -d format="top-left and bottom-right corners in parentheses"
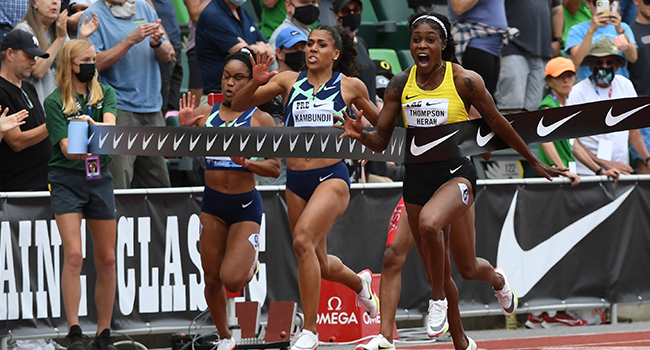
top-left (401, 61), bottom-right (468, 128)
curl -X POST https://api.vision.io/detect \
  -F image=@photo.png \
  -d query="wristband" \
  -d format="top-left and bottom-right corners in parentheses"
top-left (595, 166), bottom-right (605, 175)
top-left (644, 157), bottom-right (650, 166)
top-left (150, 40), bottom-right (162, 48)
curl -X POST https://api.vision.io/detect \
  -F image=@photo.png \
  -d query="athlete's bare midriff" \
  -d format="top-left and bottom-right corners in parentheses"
top-left (205, 169), bottom-right (256, 194)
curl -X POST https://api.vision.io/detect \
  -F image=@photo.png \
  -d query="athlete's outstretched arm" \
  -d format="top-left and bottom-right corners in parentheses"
top-left (344, 76), bottom-right (380, 126)
top-left (231, 52), bottom-right (293, 112)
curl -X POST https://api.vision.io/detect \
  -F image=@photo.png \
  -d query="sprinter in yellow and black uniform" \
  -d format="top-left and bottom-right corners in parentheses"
top-left (337, 12), bottom-right (568, 348)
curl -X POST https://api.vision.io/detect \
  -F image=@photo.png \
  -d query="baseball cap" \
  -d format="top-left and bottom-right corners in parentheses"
top-left (373, 60), bottom-right (394, 79)
top-left (276, 27), bottom-right (307, 49)
top-left (545, 57), bottom-right (575, 77)
top-left (580, 39), bottom-right (625, 67)
top-left (0, 29), bottom-right (50, 58)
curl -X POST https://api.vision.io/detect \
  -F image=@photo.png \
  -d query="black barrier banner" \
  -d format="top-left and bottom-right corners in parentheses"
top-left (1, 180), bottom-right (650, 337)
top-left (406, 96), bottom-right (650, 162)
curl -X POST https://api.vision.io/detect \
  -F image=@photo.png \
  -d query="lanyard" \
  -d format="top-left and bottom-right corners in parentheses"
top-left (548, 92), bottom-right (566, 107)
top-left (590, 76), bottom-right (612, 99)
top-left (75, 88), bottom-right (92, 116)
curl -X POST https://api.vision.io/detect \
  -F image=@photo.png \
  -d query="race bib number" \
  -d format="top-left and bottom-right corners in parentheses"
top-left (403, 98), bottom-right (449, 127)
top-left (292, 100), bottom-right (334, 127)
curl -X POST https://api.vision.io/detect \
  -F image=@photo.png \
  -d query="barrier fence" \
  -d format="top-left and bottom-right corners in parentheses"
top-left (1, 176), bottom-right (649, 340)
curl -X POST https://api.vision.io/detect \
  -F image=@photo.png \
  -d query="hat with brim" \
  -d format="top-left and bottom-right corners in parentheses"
top-left (276, 27), bottom-right (307, 49)
top-left (0, 29), bottom-right (50, 58)
top-left (580, 38), bottom-right (625, 67)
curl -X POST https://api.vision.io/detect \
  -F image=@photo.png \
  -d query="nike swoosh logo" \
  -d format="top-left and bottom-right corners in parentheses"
top-left (449, 164), bottom-right (462, 174)
top-left (289, 135), bottom-right (299, 152)
top-left (223, 134), bottom-right (234, 151)
top-left (496, 187), bottom-right (633, 297)
top-left (240, 134), bottom-right (251, 151)
top-left (305, 134), bottom-right (315, 152)
top-left (242, 200), bottom-right (253, 208)
top-left (410, 130), bottom-right (459, 156)
top-left (604, 103), bottom-right (650, 127)
top-left (398, 138), bottom-right (404, 156)
top-left (537, 111), bottom-right (581, 137)
top-left (99, 132), bottom-right (109, 148)
top-left (189, 134), bottom-right (201, 151)
top-left (88, 132), bottom-right (95, 145)
top-left (426, 101), bottom-right (443, 106)
top-left (349, 138), bottom-right (356, 152)
top-left (113, 132), bottom-right (124, 149)
top-left (158, 133), bottom-right (169, 150)
top-left (128, 133), bottom-right (139, 150)
top-left (323, 85), bottom-right (336, 91)
top-left (173, 134), bottom-right (185, 151)
top-left (142, 134), bottom-right (153, 150)
top-left (313, 103), bottom-right (327, 108)
top-left (405, 94), bottom-right (420, 100)
top-left (321, 134), bottom-right (330, 152)
top-left (477, 121), bottom-right (514, 147)
top-left (335, 136), bottom-right (344, 152)
top-left (257, 134), bottom-right (267, 152)
top-left (273, 134), bottom-right (283, 152)
top-left (234, 121), bottom-right (247, 127)
top-left (206, 134), bottom-right (218, 150)
top-left (390, 138), bottom-right (397, 155)
top-left (319, 173), bottom-right (333, 182)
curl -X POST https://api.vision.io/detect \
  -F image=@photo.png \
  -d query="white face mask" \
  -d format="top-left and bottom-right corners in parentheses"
top-left (104, 0), bottom-right (137, 19)
top-left (230, 0), bottom-right (248, 6)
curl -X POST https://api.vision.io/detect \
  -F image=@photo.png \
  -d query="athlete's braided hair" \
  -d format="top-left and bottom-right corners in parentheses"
top-left (312, 24), bottom-right (358, 77)
top-left (408, 12), bottom-right (458, 64)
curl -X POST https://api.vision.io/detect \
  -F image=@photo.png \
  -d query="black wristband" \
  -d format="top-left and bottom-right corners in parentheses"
top-left (596, 166), bottom-right (605, 175)
top-left (150, 40), bottom-right (162, 48)
top-left (644, 157), bottom-right (650, 166)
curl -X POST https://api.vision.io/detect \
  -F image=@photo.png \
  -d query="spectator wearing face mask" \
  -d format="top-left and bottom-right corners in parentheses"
top-left (275, 26), bottom-right (307, 72)
top-left (269, 0), bottom-right (319, 52)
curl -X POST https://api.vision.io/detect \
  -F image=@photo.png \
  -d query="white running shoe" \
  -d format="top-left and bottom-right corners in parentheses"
top-left (493, 267), bottom-right (518, 316)
top-left (427, 299), bottom-right (449, 338)
top-left (356, 334), bottom-right (394, 350)
top-left (465, 336), bottom-right (477, 350)
top-left (215, 338), bottom-right (236, 350)
top-left (357, 270), bottom-right (380, 318)
top-left (291, 329), bottom-right (319, 350)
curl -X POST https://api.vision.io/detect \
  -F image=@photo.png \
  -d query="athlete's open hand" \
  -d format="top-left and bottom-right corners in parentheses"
top-left (334, 109), bottom-right (364, 140)
top-left (251, 50), bottom-right (277, 85)
top-left (531, 159), bottom-right (569, 181)
top-left (179, 92), bottom-right (203, 126)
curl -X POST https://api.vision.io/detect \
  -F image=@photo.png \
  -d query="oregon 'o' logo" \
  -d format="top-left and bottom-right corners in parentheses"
top-left (327, 296), bottom-right (342, 311)
top-left (380, 61), bottom-right (391, 71)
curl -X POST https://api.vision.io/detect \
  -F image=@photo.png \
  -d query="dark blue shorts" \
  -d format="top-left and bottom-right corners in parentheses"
top-left (201, 187), bottom-right (263, 225)
top-left (286, 161), bottom-right (351, 201)
top-left (48, 166), bottom-right (116, 220)
top-left (403, 157), bottom-right (477, 207)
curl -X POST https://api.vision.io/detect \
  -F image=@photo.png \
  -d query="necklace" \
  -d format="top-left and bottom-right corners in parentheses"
top-left (417, 61), bottom-right (444, 89)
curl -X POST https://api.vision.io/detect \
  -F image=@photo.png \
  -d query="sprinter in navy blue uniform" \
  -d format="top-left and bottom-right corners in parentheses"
top-left (178, 49), bottom-right (280, 350)
top-left (232, 25), bottom-right (380, 350)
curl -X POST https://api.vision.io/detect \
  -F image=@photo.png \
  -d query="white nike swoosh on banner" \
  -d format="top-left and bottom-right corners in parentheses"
top-left (206, 134), bottom-right (218, 151)
top-left (88, 132), bottom-right (95, 145)
top-left (319, 173), bottom-right (334, 182)
top-left (390, 138), bottom-right (397, 155)
top-left (449, 164), bottom-right (462, 174)
top-left (158, 133), bottom-right (169, 150)
top-left (476, 127), bottom-right (495, 147)
top-left (142, 134), bottom-right (153, 150)
top-left (128, 133), bottom-right (139, 150)
top-left (604, 103), bottom-right (650, 127)
top-left (336, 136), bottom-right (344, 152)
top-left (349, 138), bottom-right (356, 152)
top-left (410, 130), bottom-right (459, 156)
top-left (496, 187), bottom-right (633, 297)
top-left (113, 132), bottom-right (124, 149)
top-left (321, 134), bottom-right (330, 152)
top-left (234, 121), bottom-right (247, 127)
top-left (223, 134), bottom-right (234, 151)
top-left (242, 200), bottom-right (253, 208)
top-left (305, 134), bottom-right (315, 152)
top-left (273, 134), bottom-right (283, 152)
top-left (99, 132), bottom-right (109, 148)
top-left (257, 134), bottom-right (267, 151)
top-left (537, 111), bottom-right (581, 137)
top-left (398, 138), bottom-right (404, 155)
top-left (240, 134), bottom-right (251, 151)
top-left (189, 134), bottom-right (201, 151)
top-left (173, 134), bottom-right (185, 151)
top-left (289, 135), bottom-right (299, 151)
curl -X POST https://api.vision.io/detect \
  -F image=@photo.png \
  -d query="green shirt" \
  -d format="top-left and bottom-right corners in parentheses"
top-left (563, 1), bottom-right (591, 44)
top-left (537, 94), bottom-right (575, 167)
top-left (45, 83), bottom-right (117, 170)
top-left (260, 0), bottom-right (287, 40)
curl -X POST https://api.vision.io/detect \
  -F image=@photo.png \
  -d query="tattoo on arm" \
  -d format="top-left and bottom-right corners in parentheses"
top-left (463, 77), bottom-right (477, 95)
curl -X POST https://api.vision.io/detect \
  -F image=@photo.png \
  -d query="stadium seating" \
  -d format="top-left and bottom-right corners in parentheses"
top-left (397, 49), bottom-right (414, 70)
top-left (370, 0), bottom-right (414, 23)
top-left (368, 48), bottom-right (402, 75)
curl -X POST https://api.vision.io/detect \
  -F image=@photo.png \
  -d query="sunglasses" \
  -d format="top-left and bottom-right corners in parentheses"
top-left (338, 4), bottom-right (363, 16)
top-left (593, 58), bottom-right (617, 67)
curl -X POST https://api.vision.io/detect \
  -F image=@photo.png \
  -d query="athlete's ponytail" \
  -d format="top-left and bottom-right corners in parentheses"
top-left (408, 12), bottom-right (458, 64)
top-left (312, 24), bottom-right (358, 77)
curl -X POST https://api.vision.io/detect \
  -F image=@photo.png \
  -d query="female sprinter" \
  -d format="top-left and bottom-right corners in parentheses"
top-left (178, 48), bottom-right (281, 350)
top-left (44, 39), bottom-right (117, 350)
top-left (231, 25), bottom-right (380, 350)
top-left (337, 12), bottom-right (568, 338)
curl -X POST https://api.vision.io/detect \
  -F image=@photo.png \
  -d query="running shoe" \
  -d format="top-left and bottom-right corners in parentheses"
top-left (465, 336), bottom-right (477, 350)
top-left (493, 267), bottom-right (518, 316)
top-left (65, 325), bottom-right (87, 350)
top-left (357, 270), bottom-right (380, 318)
top-left (291, 329), bottom-right (319, 350)
top-left (356, 334), bottom-right (394, 350)
top-left (427, 298), bottom-right (449, 338)
top-left (215, 338), bottom-right (236, 350)
top-left (525, 313), bottom-right (545, 329)
top-left (541, 311), bottom-right (588, 328)
top-left (87, 329), bottom-right (117, 350)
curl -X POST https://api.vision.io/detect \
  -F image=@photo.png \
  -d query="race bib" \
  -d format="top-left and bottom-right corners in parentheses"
top-left (205, 156), bottom-right (242, 168)
top-left (403, 98), bottom-right (449, 128)
top-left (292, 100), bottom-right (334, 127)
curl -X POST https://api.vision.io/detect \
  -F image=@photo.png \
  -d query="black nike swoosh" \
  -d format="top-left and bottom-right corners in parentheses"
top-left (426, 102), bottom-right (443, 106)
top-left (405, 94), bottom-right (420, 100)
top-left (313, 103), bottom-right (327, 108)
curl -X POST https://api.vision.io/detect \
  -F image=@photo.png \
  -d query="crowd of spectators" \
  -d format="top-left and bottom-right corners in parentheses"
top-left (0, 0), bottom-right (649, 191)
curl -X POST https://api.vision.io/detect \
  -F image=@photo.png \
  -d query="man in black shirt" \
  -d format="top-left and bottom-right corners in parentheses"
top-left (0, 29), bottom-right (52, 191)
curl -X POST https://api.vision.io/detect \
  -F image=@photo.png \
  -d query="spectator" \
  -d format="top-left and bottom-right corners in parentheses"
top-left (60, 0), bottom-right (90, 37)
top-left (184, 0), bottom-right (210, 105)
top-left (567, 39), bottom-right (649, 175)
top-left (0, 0), bottom-right (29, 39)
top-left (620, 0), bottom-right (638, 24)
top-left (195, 0), bottom-right (271, 106)
top-left (43, 39), bottom-right (117, 350)
top-left (0, 108), bottom-right (28, 142)
top-left (260, 0), bottom-right (287, 40)
top-left (80, 0), bottom-right (174, 189)
top-left (495, 0), bottom-right (564, 113)
top-left (563, 0), bottom-right (592, 46)
top-left (449, 0), bottom-right (508, 96)
top-left (0, 29), bottom-right (51, 191)
top-left (628, 0), bottom-right (650, 174)
top-left (332, 0), bottom-right (375, 103)
top-left (408, 0), bottom-right (447, 17)
top-left (318, 0), bottom-right (336, 25)
top-left (269, 0), bottom-right (319, 51)
top-left (150, 0), bottom-right (182, 116)
top-left (566, 0), bottom-right (638, 81)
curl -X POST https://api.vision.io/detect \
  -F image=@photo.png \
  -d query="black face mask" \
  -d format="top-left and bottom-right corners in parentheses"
top-left (292, 4), bottom-right (320, 25)
top-left (339, 13), bottom-right (361, 32)
top-left (283, 51), bottom-right (305, 72)
top-left (75, 63), bottom-right (96, 83)
top-left (593, 66), bottom-right (615, 86)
